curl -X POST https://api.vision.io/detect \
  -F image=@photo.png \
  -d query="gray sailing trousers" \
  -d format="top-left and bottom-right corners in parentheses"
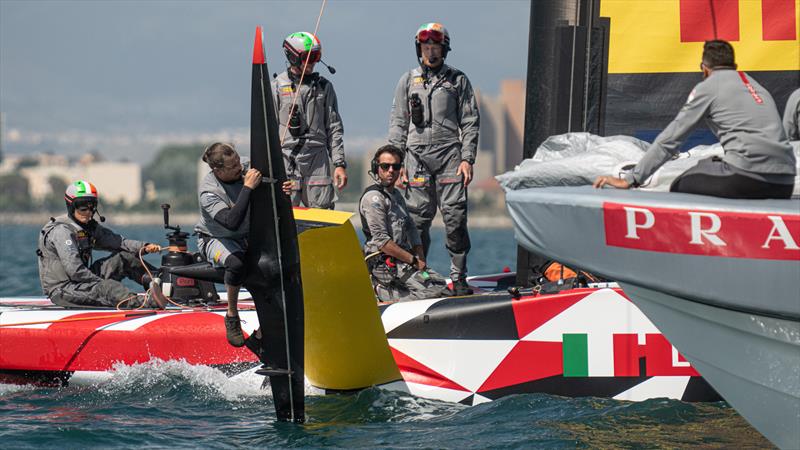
top-left (283, 146), bottom-right (335, 209)
top-left (404, 143), bottom-right (471, 281)
top-left (369, 260), bottom-right (449, 302)
top-left (50, 252), bottom-right (153, 308)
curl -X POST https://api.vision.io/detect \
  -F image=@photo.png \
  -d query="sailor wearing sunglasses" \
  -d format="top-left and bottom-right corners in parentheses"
top-left (359, 145), bottom-right (450, 302)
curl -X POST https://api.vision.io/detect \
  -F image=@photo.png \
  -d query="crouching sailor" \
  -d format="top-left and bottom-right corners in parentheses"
top-left (594, 40), bottom-right (796, 199)
top-left (37, 180), bottom-right (163, 308)
top-left (195, 142), bottom-right (262, 348)
top-left (360, 145), bottom-right (450, 302)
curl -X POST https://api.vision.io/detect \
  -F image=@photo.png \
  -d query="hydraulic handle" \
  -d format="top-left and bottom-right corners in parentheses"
top-left (161, 203), bottom-right (171, 228)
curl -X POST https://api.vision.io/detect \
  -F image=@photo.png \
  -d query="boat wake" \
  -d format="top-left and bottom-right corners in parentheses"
top-left (97, 359), bottom-right (269, 403)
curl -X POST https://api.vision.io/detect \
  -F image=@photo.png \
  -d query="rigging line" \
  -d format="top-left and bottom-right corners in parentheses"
top-left (567, 0), bottom-right (581, 133)
top-left (279, 0), bottom-right (329, 149)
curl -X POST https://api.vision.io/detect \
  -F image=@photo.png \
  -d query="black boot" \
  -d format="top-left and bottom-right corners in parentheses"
top-left (451, 279), bottom-right (473, 296)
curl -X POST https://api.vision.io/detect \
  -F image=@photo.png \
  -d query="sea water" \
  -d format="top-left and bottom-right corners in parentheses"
top-left (0, 225), bottom-right (772, 448)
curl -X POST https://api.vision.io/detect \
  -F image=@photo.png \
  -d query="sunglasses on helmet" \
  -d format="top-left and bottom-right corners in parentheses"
top-left (417, 29), bottom-right (444, 44)
top-left (378, 162), bottom-right (402, 171)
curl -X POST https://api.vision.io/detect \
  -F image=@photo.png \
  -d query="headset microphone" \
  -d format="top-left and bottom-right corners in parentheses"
top-left (320, 60), bottom-right (336, 74)
top-left (94, 204), bottom-right (106, 222)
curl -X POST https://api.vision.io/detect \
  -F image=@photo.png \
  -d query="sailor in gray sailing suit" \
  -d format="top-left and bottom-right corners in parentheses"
top-left (274, 31), bottom-right (346, 209)
top-left (388, 23), bottom-right (480, 296)
top-left (359, 145), bottom-right (449, 302)
top-left (783, 88), bottom-right (800, 141)
top-left (195, 143), bottom-right (262, 347)
top-left (37, 180), bottom-right (162, 308)
top-left (594, 40), bottom-right (796, 199)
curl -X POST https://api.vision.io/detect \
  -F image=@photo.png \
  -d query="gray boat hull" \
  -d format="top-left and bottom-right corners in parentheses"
top-left (620, 282), bottom-right (800, 449)
top-left (506, 186), bottom-right (800, 448)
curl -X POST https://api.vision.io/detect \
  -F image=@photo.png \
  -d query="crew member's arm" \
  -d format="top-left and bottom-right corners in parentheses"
top-left (360, 190), bottom-right (423, 270)
top-left (91, 224), bottom-right (157, 254)
top-left (271, 78), bottom-right (282, 128)
top-left (380, 240), bottom-right (425, 271)
top-left (49, 227), bottom-right (103, 284)
top-left (457, 73), bottom-right (480, 187)
top-left (324, 82), bottom-right (348, 189)
top-left (598, 82), bottom-right (714, 189)
top-left (203, 169), bottom-right (262, 231)
top-left (784, 89), bottom-right (800, 141)
top-left (387, 72), bottom-right (411, 153)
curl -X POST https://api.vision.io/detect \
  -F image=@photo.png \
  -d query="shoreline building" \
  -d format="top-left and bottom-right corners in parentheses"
top-left (0, 153), bottom-right (142, 206)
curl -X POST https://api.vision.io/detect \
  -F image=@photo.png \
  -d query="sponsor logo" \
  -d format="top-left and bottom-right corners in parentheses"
top-left (563, 333), bottom-right (698, 377)
top-left (175, 277), bottom-right (195, 287)
top-left (603, 202), bottom-right (800, 260)
top-left (600, 0), bottom-right (799, 73)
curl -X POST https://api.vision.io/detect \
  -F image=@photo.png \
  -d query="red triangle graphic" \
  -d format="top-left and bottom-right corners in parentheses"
top-left (478, 340), bottom-right (563, 392)
top-left (512, 290), bottom-right (590, 338)
top-left (390, 347), bottom-right (469, 392)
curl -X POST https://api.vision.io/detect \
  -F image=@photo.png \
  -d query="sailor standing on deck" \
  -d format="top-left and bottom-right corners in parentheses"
top-left (360, 145), bottom-right (450, 302)
top-left (594, 40), bottom-right (796, 199)
top-left (274, 31), bottom-right (347, 209)
top-left (388, 23), bottom-right (480, 296)
top-left (195, 143), bottom-right (262, 348)
top-left (37, 180), bottom-right (163, 308)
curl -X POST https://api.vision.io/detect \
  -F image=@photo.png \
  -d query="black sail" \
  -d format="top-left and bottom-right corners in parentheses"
top-left (245, 25), bottom-right (305, 423)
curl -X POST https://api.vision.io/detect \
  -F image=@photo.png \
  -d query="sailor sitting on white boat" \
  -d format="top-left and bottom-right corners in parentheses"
top-left (37, 180), bottom-right (163, 309)
top-left (359, 145), bottom-right (450, 302)
top-left (594, 40), bottom-right (796, 199)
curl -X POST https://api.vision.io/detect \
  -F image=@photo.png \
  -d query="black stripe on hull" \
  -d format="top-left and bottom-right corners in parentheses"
top-left (479, 375), bottom-right (651, 401)
top-left (681, 377), bottom-right (723, 403)
top-left (386, 294), bottom-right (521, 340)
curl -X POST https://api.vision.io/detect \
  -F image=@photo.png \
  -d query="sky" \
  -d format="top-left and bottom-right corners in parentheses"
top-left (0, 0), bottom-right (530, 162)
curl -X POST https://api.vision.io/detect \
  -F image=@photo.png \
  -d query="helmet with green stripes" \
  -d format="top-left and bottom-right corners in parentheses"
top-left (65, 180), bottom-right (99, 213)
top-left (283, 31), bottom-right (322, 68)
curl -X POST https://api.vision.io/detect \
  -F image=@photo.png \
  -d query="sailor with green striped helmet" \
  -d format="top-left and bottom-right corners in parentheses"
top-left (274, 31), bottom-right (347, 210)
top-left (36, 180), bottom-right (163, 308)
top-left (388, 22), bottom-right (480, 296)
top-left (64, 179), bottom-right (99, 219)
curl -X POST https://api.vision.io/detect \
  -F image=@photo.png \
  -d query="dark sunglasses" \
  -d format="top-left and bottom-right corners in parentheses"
top-left (418, 29), bottom-right (444, 44)
top-left (378, 163), bottom-right (402, 171)
top-left (76, 204), bottom-right (96, 213)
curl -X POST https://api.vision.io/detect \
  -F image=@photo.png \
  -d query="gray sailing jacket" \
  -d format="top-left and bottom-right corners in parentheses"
top-left (37, 215), bottom-right (146, 296)
top-left (359, 185), bottom-right (422, 255)
top-left (272, 71), bottom-right (345, 166)
top-left (388, 64), bottom-right (480, 164)
top-left (784, 88), bottom-right (800, 142)
top-left (626, 69), bottom-right (796, 186)
top-left (194, 158), bottom-right (251, 240)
